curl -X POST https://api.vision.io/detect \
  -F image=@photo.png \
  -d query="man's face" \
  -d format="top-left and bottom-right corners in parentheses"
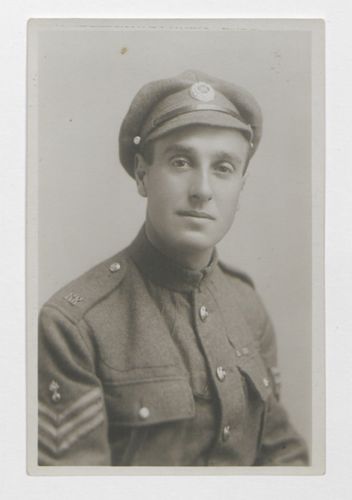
top-left (135, 124), bottom-right (249, 262)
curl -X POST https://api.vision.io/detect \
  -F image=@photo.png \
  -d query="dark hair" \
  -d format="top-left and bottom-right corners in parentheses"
top-left (139, 140), bottom-right (155, 165)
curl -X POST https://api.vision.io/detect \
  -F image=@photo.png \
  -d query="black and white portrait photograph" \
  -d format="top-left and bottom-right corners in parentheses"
top-left (26, 18), bottom-right (324, 473)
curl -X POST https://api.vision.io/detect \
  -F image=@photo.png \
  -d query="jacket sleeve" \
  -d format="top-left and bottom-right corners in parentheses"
top-left (38, 304), bottom-right (111, 466)
top-left (255, 315), bottom-right (309, 466)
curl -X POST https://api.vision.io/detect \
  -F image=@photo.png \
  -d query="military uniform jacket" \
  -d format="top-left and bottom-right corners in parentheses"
top-left (38, 228), bottom-right (308, 466)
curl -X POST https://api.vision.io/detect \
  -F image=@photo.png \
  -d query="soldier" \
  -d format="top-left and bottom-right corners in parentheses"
top-left (38, 70), bottom-right (309, 466)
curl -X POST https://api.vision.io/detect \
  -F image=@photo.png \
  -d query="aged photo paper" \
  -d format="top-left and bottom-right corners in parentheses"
top-left (26, 18), bottom-right (324, 475)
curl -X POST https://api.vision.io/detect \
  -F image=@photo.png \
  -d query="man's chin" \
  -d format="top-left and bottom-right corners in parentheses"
top-left (147, 221), bottom-right (223, 257)
top-left (172, 229), bottom-right (220, 254)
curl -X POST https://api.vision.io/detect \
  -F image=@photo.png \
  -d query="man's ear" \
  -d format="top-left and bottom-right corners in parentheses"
top-left (134, 154), bottom-right (148, 197)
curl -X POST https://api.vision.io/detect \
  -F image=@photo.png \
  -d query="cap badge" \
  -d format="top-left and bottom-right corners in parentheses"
top-left (190, 82), bottom-right (215, 102)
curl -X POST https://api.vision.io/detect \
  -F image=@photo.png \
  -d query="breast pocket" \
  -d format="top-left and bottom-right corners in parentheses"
top-left (103, 376), bottom-right (195, 427)
top-left (102, 376), bottom-right (196, 465)
top-left (235, 352), bottom-right (272, 459)
top-left (225, 328), bottom-right (271, 404)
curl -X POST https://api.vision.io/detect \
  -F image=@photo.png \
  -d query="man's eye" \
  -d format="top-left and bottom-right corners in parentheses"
top-left (170, 158), bottom-right (191, 168)
top-left (214, 163), bottom-right (235, 174)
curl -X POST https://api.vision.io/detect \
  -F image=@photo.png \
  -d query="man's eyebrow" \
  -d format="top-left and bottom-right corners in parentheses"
top-left (211, 151), bottom-right (243, 165)
top-left (163, 144), bottom-right (244, 164)
top-left (163, 144), bottom-right (196, 156)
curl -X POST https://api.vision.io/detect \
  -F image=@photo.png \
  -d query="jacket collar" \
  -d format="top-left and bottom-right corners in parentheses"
top-left (128, 226), bottom-right (218, 292)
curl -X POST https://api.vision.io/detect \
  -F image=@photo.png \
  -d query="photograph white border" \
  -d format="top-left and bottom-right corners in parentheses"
top-left (1, 0), bottom-right (351, 498)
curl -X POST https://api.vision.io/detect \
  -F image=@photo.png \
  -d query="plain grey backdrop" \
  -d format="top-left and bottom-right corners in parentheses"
top-left (35, 20), bottom-right (312, 455)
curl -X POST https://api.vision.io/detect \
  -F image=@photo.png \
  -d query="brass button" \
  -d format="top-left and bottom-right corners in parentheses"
top-left (199, 305), bottom-right (209, 321)
top-left (263, 377), bottom-right (270, 387)
top-left (222, 425), bottom-right (231, 441)
top-left (138, 406), bottom-right (150, 420)
top-left (109, 262), bottom-right (121, 273)
top-left (216, 366), bottom-right (226, 382)
top-left (235, 349), bottom-right (242, 357)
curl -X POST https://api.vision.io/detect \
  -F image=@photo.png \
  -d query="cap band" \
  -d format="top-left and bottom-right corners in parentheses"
top-left (152, 104), bottom-right (244, 128)
top-left (141, 104), bottom-right (253, 144)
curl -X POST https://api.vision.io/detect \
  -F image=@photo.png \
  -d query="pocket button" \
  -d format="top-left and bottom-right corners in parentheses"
top-left (138, 406), bottom-right (150, 420)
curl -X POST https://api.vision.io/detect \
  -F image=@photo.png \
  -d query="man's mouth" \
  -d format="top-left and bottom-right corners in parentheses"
top-left (176, 210), bottom-right (215, 220)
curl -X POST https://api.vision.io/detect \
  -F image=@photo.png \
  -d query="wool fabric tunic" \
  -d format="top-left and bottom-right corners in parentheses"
top-left (38, 228), bottom-right (308, 466)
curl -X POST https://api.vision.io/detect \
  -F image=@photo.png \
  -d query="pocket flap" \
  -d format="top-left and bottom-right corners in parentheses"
top-left (104, 377), bottom-right (195, 427)
top-left (236, 355), bottom-right (272, 403)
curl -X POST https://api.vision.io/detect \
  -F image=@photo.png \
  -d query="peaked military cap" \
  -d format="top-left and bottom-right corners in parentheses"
top-left (119, 70), bottom-right (263, 178)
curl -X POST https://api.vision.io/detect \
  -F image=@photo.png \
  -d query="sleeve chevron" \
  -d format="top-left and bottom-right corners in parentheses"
top-left (38, 388), bottom-right (105, 455)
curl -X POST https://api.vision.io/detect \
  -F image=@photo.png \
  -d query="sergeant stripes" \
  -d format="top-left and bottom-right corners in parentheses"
top-left (38, 387), bottom-right (104, 455)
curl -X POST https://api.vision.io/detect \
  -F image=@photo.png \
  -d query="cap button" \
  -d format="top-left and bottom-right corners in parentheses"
top-left (109, 262), bottom-right (121, 273)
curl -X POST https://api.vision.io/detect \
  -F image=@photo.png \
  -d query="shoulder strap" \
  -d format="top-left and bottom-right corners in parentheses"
top-left (218, 260), bottom-right (255, 289)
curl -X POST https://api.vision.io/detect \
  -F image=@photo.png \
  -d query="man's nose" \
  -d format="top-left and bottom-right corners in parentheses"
top-left (188, 167), bottom-right (213, 203)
